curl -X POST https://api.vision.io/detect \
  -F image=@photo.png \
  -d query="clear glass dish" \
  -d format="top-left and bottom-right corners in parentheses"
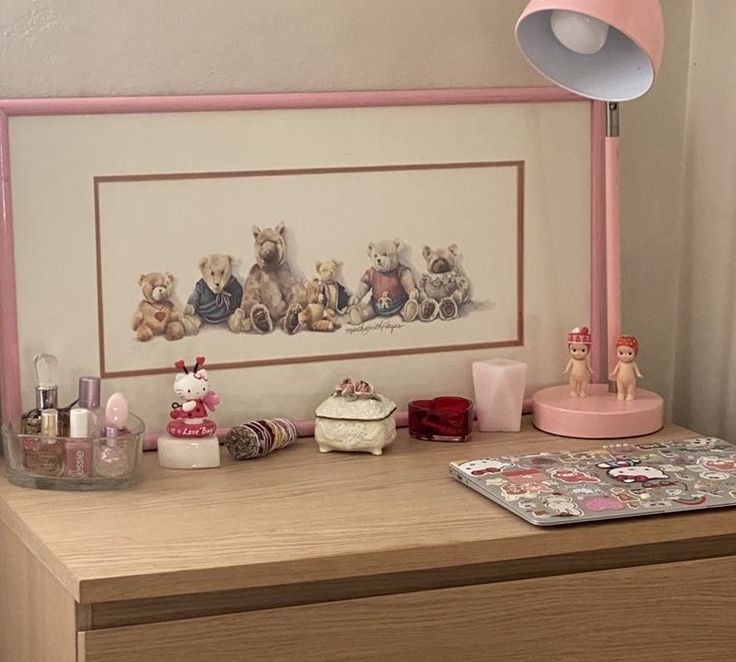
top-left (2, 414), bottom-right (144, 490)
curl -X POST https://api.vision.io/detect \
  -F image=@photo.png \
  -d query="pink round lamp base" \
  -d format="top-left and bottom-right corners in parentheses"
top-left (532, 384), bottom-right (663, 439)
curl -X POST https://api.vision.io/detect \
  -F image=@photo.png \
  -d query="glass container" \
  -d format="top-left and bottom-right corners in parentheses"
top-left (2, 414), bottom-right (145, 490)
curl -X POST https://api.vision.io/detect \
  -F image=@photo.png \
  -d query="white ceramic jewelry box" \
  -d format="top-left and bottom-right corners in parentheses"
top-left (314, 393), bottom-right (397, 456)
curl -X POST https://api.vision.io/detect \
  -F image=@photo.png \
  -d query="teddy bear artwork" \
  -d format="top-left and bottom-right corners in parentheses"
top-left (229, 223), bottom-right (306, 335)
top-left (418, 244), bottom-right (471, 322)
top-left (132, 272), bottom-right (186, 342)
top-left (347, 240), bottom-right (420, 325)
top-left (182, 254), bottom-right (243, 334)
top-left (131, 225), bottom-right (476, 342)
top-left (299, 278), bottom-right (341, 332)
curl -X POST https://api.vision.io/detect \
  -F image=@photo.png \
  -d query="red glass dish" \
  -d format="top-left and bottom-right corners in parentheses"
top-left (408, 397), bottom-right (474, 442)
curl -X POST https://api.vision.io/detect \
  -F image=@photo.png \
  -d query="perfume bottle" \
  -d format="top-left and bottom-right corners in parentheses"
top-left (21, 354), bottom-right (68, 435)
top-left (95, 392), bottom-right (133, 478)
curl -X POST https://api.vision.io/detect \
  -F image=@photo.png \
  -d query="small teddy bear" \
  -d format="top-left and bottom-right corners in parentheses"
top-left (183, 254), bottom-right (243, 334)
top-left (132, 272), bottom-right (185, 342)
top-left (417, 244), bottom-right (471, 322)
top-left (315, 259), bottom-right (350, 315)
top-left (347, 239), bottom-right (419, 325)
top-left (298, 279), bottom-right (341, 332)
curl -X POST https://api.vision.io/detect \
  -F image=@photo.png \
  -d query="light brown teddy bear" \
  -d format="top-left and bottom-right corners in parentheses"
top-left (418, 244), bottom-right (471, 321)
top-left (298, 279), bottom-right (341, 332)
top-left (132, 272), bottom-right (185, 342)
top-left (229, 223), bottom-right (306, 335)
top-left (182, 254), bottom-right (243, 335)
top-left (315, 259), bottom-right (350, 315)
top-left (347, 239), bottom-right (419, 325)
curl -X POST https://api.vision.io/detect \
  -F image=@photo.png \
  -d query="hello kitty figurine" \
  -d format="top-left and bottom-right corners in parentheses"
top-left (158, 356), bottom-right (221, 469)
top-left (167, 357), bottom-right (220, 437)
top-left (563, 327), bottom-right (593, 397)
top-left (610, 335), bottom-right (643, 401)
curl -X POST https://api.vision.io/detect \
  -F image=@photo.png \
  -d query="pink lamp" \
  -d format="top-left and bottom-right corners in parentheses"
top-left (516, 0), bottom-right (665, 438)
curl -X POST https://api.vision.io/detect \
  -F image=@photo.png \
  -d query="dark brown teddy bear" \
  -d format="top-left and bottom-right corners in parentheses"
top-left (229, 223), bottom-right (306, 334)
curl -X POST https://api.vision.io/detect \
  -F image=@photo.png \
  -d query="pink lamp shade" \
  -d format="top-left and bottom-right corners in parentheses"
top-left (515, 0), bottom-right (664, 102)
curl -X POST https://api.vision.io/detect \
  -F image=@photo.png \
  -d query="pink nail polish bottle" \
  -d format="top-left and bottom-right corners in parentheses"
top-left (65, 441), bottom-right (93, 477)
top-left (66, 407), bottom-right (93, 477)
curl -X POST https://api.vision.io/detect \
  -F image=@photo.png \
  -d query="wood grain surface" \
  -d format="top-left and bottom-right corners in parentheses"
top-left (79, 555), bottom-right (736, 662)
top-left (0, 519), bottom-right (78, 662)
top-left (4, 419), bottom-right (736, 605)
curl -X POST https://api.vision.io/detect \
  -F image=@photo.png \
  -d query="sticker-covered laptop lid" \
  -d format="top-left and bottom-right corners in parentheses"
top-left (449, 437), bottom-right (736, 526)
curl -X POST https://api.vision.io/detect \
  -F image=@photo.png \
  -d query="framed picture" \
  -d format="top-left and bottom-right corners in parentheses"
top-left (0, 88), bottom-right (604, 435)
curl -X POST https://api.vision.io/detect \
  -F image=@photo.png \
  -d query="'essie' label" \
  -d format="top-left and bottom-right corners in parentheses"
top-left (65, 441), bottom-right (92, 477)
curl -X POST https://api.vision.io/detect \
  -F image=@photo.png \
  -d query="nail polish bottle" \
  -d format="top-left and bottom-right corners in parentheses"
top-left (65, 408), bottom-right (93, 478)
top-left (23, 409), bottom-right (64, 476)
top-left (71, 376), bottom-right (104, 438)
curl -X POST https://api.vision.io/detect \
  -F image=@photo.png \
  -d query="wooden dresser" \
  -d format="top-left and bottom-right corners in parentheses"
top-left (2, 419), bottom-right (735, 661)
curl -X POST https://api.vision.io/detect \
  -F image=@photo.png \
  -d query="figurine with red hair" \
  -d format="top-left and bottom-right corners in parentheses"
top-left (610, 335), bottom-right (643, 401)
top-left (564, 326), bottom-right (594, 398)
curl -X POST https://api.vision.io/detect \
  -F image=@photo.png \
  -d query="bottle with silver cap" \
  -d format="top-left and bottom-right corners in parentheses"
top-left (21, 354), bottom-right (60, 435)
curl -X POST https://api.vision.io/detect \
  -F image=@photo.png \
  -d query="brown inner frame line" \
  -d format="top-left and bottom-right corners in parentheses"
top-left (94, 160), bottom-right (525, 378)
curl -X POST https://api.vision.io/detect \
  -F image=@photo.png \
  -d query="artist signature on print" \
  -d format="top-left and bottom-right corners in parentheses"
top-left (345, 320), bottom-right (406, 336)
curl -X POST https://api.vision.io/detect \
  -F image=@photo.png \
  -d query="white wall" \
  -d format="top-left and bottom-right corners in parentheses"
top-left (620, 0), bottom-right (692, 412)
top-left (673, 0), bottom-right (736, 438)
top-left (1, 0), bottom-right (545, 95)
top-left (1, 0), bottom-right (693, 419)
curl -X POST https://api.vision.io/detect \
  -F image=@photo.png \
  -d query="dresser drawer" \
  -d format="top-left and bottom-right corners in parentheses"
top-left (79, 556), bottom-right (736, 662)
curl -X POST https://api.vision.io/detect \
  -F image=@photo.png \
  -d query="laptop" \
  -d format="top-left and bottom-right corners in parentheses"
top-left (449, 436), bottom-right (736, 526)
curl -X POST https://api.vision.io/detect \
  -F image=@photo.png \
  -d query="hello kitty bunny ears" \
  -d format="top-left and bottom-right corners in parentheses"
top-left (174, 356), bottom-right (206, 374)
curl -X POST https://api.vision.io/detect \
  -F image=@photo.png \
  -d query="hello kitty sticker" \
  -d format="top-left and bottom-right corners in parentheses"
top-left (457, 459), bottom-right (512, 477)
top-left (549, 468), bottom-right (600, 484)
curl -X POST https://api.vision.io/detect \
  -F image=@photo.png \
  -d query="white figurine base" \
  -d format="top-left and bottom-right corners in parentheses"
top-left (157, 434), bottom-right (221, 469)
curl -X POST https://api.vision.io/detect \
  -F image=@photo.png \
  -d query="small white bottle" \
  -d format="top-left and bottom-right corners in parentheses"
top-left (71, 377), bottom-right (104, 438)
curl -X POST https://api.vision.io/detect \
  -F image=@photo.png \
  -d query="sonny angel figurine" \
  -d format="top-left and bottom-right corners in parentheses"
top-left (610, 335), bottom-right (643, 400)
top-left (563, 327), bottom-right (593, 397)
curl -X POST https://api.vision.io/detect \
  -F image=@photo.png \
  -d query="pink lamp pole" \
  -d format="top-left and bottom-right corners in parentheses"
top-left (516, 0), bottom-right (666, 438)
top-left (605, 102), bottom-right (620, 389)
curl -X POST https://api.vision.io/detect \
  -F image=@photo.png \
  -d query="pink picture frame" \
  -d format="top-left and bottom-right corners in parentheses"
top-left (0, 87), bottom-right (605, 432)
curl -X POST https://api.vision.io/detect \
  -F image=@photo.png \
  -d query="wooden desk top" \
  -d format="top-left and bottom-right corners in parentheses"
top-left (2, 419), bottom-right (736, 605)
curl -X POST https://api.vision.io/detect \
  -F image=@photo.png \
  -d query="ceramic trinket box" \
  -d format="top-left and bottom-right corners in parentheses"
top-left (314, 378), bottom-right (397, 455)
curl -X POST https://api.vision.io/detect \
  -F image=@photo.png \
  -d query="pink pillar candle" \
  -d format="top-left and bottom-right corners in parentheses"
top-left (472, 359), bottom-right (527, 432)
